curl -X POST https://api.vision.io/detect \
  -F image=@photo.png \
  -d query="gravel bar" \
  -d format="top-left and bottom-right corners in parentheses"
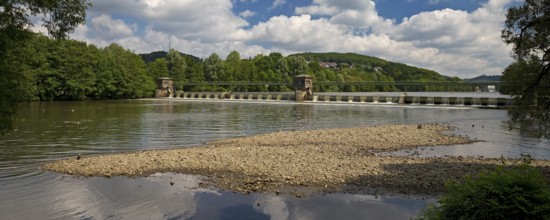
top-left (42, 124), bottom-right (550, 196)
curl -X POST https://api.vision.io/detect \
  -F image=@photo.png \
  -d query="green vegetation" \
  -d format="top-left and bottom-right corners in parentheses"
top-left (415, 162), bottom-right (550, 220)
top-left (1, 0), bottom-right (90, 133)
top-left (0, 0), bottom-right (474, 134)
top-left (500, 0), bottom-right (550, 138)
top-left (140, 51), bottom-right (467, 93)
top-left (4, 34), bottom-right (476, 105)
top-left (292, 52), bottom-right (466, 92)
top-left (7, 34), bottom-right (155, 101)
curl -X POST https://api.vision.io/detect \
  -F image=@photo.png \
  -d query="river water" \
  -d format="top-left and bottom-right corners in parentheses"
top-left (0, 99), bottom-right (548, 219)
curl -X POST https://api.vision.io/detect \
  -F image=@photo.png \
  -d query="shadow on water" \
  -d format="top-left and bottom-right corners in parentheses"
top-left (343, 159), bottom-right (550, 197)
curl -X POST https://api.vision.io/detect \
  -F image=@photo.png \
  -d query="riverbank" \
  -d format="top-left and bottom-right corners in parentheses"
top-left (42, 124), bottom-right (550, 197)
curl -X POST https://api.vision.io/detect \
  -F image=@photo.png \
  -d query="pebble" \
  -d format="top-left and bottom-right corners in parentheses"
top-left (42, 124), bottom-right (550, 197)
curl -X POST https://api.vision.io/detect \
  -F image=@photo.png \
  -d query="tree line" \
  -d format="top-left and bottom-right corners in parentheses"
top-left (9, 33), bottom-right (471, 103)
top-left (8, 34), bottom-right (155, 101)
top-left (1, 0), bottom-right (91, 133)
top-left (144, 50), bottom-right (470, 93)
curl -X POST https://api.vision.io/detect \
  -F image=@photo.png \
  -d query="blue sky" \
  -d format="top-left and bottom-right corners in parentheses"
top-left (233, 0), bottom-right (485, 26)
top-left (32, 0), bottom-right (523, 78)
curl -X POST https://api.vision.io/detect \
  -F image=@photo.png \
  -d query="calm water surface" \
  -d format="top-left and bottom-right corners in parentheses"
top-left (1, 99), bottom-right (548, 219)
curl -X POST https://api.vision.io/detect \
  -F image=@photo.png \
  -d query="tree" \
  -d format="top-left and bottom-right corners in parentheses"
top-left (286, 56), bottom-right (310, 77)
top-left (223, 51), bottom-right (240, 82)
top-left (103, 44), bottom-right (155, 99)
top-left (147, 58), bottom-right (169, 80)
top-left (0, 0), bottom-right (90, 133)
top-left (166, 49), bottom-right (187, 88)
top-left (501, 0), bottom-right (550, 137)
top-left (204, 53), bottom-right (222, 82)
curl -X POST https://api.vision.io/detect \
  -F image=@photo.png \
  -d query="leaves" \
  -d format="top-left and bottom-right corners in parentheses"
top-left (416, 164), bottom-right (550, 219)
top-left (501, 0), bottom-right (550, 138)
top-left (1, 0), bottom-right (89, 133)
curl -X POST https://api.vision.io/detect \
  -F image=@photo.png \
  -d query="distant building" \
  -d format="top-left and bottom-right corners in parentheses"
top-left (318, 62), bottom-right (338, 69)
top-left (373, 67), bottom-right (384, 72)
top-left (155, 77), bottom-right (174, 98)
top-left (475, 85), bottom-right (496, 92)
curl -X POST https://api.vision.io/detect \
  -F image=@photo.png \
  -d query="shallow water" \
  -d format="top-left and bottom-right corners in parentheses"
top-left (0, 99), bottom-right (548, 219)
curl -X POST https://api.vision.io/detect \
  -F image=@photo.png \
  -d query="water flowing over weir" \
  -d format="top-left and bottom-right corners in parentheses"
top-left (171, 92), bottom-right (513, 108)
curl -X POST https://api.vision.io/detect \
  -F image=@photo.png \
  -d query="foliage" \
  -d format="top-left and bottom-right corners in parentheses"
top-left (4, 34), bottom-right (155, 101)
top-left (204, 53), bottom-right (223, 82)
top-left (103, 44), bottom-right (155, 99)
top-left (0, 0), bottom-right (90, 133)
top-left (140, 50), bottom-right (201, 64)
top-left (291, 52), bottom-right (445, 81)
top-left (501, 0), bottom-right (550, 138)
top-left (139, 51), bottom-right (463, 93)
top-left (147, 58), bottom-right (169, 80)
top-left (415, 163), bottom-right (550, 220)
top-left (166, 49), bottom-right (187, 88)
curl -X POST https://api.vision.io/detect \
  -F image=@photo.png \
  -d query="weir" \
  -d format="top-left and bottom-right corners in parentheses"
top-left (155, 75), bottom-right (511, 108)
top-left (169, 91), bottom-right (512, 108)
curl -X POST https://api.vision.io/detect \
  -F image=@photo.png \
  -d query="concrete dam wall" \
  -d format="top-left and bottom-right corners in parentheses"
top-left (171, 92), bottom-right (512, 108)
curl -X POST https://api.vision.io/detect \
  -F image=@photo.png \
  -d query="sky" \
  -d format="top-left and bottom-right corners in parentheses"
top-left (33, 0), bottom-right (524, 78)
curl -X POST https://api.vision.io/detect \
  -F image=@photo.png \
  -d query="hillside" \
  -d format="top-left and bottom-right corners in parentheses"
top-left (466, 74), bottom-right (501, 82)
top-left (290, 52), bottom-right (454, 82)
top-left (140, 51), bottom-right (201, 63)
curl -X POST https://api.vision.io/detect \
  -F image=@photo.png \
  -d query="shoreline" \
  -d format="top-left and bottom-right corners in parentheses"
top-left (42, 124), bottom-right (550, 196)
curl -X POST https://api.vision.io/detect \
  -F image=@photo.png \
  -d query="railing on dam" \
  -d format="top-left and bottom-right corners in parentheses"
top-left (175, 81), bottom-right (504, 86)
top-left (170, 91), bottom-right (513, 109)
top-left (173, 81), bottom-right (507, 93)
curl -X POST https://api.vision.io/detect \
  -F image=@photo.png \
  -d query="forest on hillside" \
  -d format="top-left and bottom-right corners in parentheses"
top-left (9, 34), bottom-right (470, 101)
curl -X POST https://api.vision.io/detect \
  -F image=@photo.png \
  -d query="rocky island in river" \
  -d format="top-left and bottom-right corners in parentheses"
top-left (42, 124), bottom-right (550, 197)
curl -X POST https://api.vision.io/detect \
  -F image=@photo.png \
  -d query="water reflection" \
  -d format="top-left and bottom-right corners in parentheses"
top-left (253, 193), bottom-right (427, 220)
top-left (1, 100), bottom-right (549, 219)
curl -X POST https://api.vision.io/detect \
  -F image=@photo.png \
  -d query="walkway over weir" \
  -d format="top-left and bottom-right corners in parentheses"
top-left (175, 81), bottom-right (505, 92)
top-left (169, 91), bottom-right (513, 109)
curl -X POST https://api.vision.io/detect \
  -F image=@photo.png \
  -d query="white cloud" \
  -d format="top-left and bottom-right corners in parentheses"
top-left (384, 1), bottom-right (514, 76)
top-left (254, 196), bottom-right (290, 220)
top-left (64, 0), bottom-right (517, 78)
top-left (87, 0), bottom-right (248, 43)
top-left (305, 1), bottom-right (507, 77)
top-left (239, 10), bottom-right (256, 18)
top-left (246, 15), bottom-right (348, 50)
top-left (91, 14), bottom-right (136, 40)
top-left (295, 5), bottom-right (339, 16)
top-left (428, 0), bottom-right (449, 4)
top-left (296, 0), bottom-right (394, 33)
top-left (270, 0), bottom-right (286, 10)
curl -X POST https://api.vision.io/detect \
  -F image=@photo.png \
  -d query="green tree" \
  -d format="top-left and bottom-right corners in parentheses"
top-left (239, 59), bottom-right (258, 91)
top-left (36, 38), bottom-right (100, 100)
top-left (147, 58), bottom-right (169, 80)
top-left (187, 62), bottom-right (205, 91)
top-left (223, 51), bottom-right (242, 91)
top-left (204, 53), bottom-right (223, 82)
top-left (287, 56), bottom-right (310, 77)
top-left (271, 55), bottom-right (289, 91)
top-left (1, 0), bottom-right (90, 133)
top-left (103, 44), bottom-right (155, 98)
top-left (223, 51), bottom-right (241, 82)
top-left (501, 0), bottom-right (550, 137)
top-left (166, 49), bottom-right (187, 88)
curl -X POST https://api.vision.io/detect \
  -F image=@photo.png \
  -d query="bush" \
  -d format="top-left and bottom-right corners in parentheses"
top-left (415, 164), bottom-right (550, 220)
